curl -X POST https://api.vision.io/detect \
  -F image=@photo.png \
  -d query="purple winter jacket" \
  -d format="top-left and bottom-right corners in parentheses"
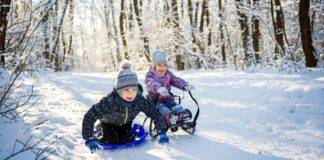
top-left (145, 68), bottom-right (188, 103)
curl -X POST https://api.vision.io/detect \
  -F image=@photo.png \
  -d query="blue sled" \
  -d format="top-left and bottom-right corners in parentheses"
top-left (92, 123), bottom-right (148, 150)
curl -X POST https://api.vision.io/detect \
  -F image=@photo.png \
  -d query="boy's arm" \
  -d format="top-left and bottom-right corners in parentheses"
top-left (169, 71), bottom-right (188, 90)
top-left (145, 72), bottom-right (161, 93)
top-left (82, 97), bottom-right (108, 140)
top-left (139, 97), bottom-right (167, 132)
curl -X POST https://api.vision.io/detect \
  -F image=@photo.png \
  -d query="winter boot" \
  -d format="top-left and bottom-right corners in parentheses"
top-left (179, 109), bottom-right (192, 122)
top-left (179, 109), bottom-right (192, 129)
top-left (164, 113), bottom-right (179, 132)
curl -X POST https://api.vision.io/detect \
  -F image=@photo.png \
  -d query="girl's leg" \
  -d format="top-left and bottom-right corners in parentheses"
top-left (165, 100), bottom-right (184, 114)
top-left (156, 102), bottom-right (171, 116)
top-left (171, 104), bottom-right (184, 114)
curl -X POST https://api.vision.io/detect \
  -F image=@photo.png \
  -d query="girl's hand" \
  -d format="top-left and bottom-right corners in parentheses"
top-left (157, 87), bottom-right (169, 96)
top-left (184, 83), bottom-right (195, 91)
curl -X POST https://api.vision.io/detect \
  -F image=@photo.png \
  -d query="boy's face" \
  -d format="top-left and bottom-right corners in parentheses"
top-left (120, 88), bottom-right (137, 102)
top-left (155, 63), bottom-right (167, 76)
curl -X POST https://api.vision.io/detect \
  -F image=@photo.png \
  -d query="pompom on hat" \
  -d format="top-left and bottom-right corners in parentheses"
top-left (115, 61), bottom-right (138, 95)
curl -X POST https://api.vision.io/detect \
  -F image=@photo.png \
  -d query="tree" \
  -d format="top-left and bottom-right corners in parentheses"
top-left (128, 0), bottom-right (134, 30)
top-left (252, 0), bottom-right (260, 63)
top-left (110, 0), bottom-right (122, 63)
top-left (235, 0), bottom-right (250, 66)
top-left (41, 2), bottom-right (51, 68)
top-left (270, 0), bottom-right (285, 59)
top-left (219, 0), bottom-right (226, 64)
top-left (103, 1), bottom-right (117, 69)
top-left (134, 0), bottom-right (151, 62)
top-left (170, 0), bottom-right (184, 70)
top-left (187, 0), bottom-right (204, 68)
top-left (61, 0), bottom-right (74, 70)
top-left (205, 0), bottom-right (211, 47)
top-left (187, 0), bottom-right (198, 53)
top-left (299, 0), bottom-right (317, 67)
top-left (0, 0), bottom-right (12, 68)
top-left (120, 0), bottom-right (128, 60)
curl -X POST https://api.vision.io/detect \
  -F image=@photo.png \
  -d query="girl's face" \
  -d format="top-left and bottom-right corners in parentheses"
top-left (120, 88), bottom-right (137, 102)
top-left (155, 63), bottom-right (167, 76)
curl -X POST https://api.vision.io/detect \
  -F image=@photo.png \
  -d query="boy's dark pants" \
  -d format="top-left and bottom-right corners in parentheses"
top-left (99, 122), bottom-right (135, 144)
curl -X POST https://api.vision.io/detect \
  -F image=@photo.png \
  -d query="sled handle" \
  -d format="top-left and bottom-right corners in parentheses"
top-left (188, 91), bottom-right (200, 126)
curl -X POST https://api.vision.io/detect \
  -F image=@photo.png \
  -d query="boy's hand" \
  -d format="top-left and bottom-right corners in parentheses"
top-left (158, 132), bottom-right (169, 144)
top-left (85, 139), bottom-right (99, 153)
top-left (184, 83), bottom-right (195, 91)
top-left (157, 87), bottom-right (169, 96)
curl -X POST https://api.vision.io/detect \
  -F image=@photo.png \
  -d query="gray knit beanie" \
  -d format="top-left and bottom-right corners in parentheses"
top-left (115, 61), bottom-right (138, 95)
top-left (152, 51), bottom-right (167, 67)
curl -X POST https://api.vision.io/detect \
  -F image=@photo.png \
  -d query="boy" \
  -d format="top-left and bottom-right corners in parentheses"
top-left (82, 62), bottom-right (169, 153)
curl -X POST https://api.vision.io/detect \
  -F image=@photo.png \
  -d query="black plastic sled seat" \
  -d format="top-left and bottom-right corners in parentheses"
top-left (92, 123), bottom-right (148, 150)
top-left (143, 91), bottom-right (200, 141)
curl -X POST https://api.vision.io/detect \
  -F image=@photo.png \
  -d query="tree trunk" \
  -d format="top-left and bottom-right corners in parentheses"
top-left (299, 0), bottom-right (317, 67)
top-left (270, 0), bottom-right (285, 59)
top-left (134, 0), bottom-right (151, 62)
top-left (171, 0), bottom-right (183, 70)
top-left (188, 0), bottom-right (197, 51)
top-left (42, 4), bottom-right (51, 68)
top-left (62, 0), bottom-right (73, 65)
top-left (197, 0), bottom-right (207, 55)
top-left (199, 0), bottom-right (206, 33)
top-left (194, 1), bottom-right (199, 29)
top-left (120, 0), bottom-right (128, 60)
top-left (180, 0), bottom-right (184, 20)
top-left (0, 0), bottom-right (12, 68)
top-left (235, 0), bottom-right (249, 64)
top-left (176, 55), bottom-right (184, 70)
top-left (252, 0), bottom-right (260, 63)
top-left (110, 0), bottom-right (122, 63)
top-left (103, 2), bottom-right (116, 69)
top-left (219, 0), bottom-right (226, 64)
top-left (164, 1), bottom-right (170, 25)
top-left (67, 0), bottom-right (74, 65)
top-left (52, 0), bottom-right (68, 71)
top-left (128, 0), bottom-right (134, 30)
top-left (205, 1), bottom-right (211, 46)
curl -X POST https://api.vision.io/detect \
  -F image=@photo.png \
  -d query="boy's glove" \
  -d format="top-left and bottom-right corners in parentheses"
top-left (157, 87), bottom-right (169, 96)
top-left (184, 83), bottom-right (195, 91)
top-left (85, 139), bottom-right (99, 153)
top-left (158, 132), bottom-right (169, 144)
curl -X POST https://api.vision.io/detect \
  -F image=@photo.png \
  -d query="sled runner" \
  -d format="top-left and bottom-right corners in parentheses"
top-left (144, 91), bottom-right (200, 140)
top-left (92, 123), bottom-right (148, 150)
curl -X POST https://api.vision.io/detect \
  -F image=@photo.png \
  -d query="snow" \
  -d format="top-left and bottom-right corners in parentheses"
top-left (1, 69), bottom-right (324, 160)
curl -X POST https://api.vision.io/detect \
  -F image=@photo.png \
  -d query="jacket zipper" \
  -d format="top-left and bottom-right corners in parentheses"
top-left (124, 107), bottom-right (128, 124)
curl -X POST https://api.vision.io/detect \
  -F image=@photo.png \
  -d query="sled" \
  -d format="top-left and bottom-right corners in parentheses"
top-left (144, 90), bottom-right (200, 140)
top-left (92, 123), bottom-right (148, 150)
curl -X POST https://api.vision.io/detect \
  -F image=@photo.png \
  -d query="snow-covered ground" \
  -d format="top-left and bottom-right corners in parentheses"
top-left (1, 69), bottom-right (324, 160)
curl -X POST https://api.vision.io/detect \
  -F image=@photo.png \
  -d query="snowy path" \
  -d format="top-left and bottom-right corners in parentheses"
top-left (22, 70), bottom-right (324, 160)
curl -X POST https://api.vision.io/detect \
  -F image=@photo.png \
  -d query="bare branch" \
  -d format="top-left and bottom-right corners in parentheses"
top-left (4, 129), bottom-right (60, 160)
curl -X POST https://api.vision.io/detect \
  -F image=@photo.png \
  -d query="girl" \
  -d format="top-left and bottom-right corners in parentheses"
top-left (145, 51), bottom-right (195, 132)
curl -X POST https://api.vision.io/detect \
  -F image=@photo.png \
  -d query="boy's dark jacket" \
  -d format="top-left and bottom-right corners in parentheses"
top-left (82, 84), bottom-right (167, 140)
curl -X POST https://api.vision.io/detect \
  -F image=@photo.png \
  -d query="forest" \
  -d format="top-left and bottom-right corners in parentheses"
top-left (0, 0), bottom-right (323, 72)
top-left (0, 1), bottom-right (324, 159)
